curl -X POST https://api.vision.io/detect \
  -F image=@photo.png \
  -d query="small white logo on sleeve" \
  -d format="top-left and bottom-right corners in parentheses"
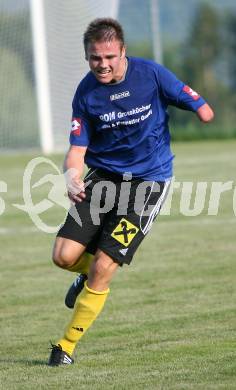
top-left (183, 85), bottom-right (200, 101)
top-left (71, 118), bottom-right (82, 135)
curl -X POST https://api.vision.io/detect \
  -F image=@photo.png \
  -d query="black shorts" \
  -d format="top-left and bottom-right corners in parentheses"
top-left (57, 169), bottom-right (170, 265)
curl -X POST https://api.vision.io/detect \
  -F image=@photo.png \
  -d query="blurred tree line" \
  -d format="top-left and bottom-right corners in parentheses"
top-left (128, 3), bottom-right (236, 140)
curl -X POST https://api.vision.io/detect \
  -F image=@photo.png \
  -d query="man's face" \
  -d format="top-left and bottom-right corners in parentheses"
top-left (86, 39), bottom-right (126, 84)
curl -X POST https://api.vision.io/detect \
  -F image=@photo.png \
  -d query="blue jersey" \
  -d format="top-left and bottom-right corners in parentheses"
top-left (70, 57), bottom-right (205, 181)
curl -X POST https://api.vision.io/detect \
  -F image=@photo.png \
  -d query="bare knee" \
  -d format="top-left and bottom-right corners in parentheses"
top-left (88, 251), bottom-right (118, 290)
top-left (52, 237), bottom-right (85, 269)
top-left (91, 257), bottom-right (110, 278)
top-left (52, 248), bottom-right (75, 268)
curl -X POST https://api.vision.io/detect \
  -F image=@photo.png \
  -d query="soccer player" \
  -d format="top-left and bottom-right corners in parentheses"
top-left (48, 18), bottom-right (214, 366)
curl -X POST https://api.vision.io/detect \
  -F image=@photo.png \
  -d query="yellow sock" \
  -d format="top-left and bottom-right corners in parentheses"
top-left (67, 252), bottom-right (93, 274)
top-left (57, 281), bottom-right (109, 356)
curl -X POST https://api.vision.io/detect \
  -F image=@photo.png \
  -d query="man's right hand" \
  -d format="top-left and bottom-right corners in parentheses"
top-left (63, 145), bottom-right (88, 204)
top-left (65, 171), bottom-right (86, 204)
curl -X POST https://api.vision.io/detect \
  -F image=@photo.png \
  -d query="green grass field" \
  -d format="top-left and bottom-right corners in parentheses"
top-left (0, 140), bottom-right (236, 389)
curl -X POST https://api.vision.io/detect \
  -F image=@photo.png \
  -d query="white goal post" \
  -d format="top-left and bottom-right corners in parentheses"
top-left (30, 0), bottom-right (120, 154)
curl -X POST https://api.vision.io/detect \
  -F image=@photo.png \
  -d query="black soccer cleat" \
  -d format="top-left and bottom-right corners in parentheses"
top-left (65, 274), bottom-right (88, 309)
top-left (48, 343), bottom-right (74, 366)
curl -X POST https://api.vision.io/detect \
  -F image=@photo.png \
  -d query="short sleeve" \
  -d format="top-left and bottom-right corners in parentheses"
top-left (69, 86), bottom-right (93, 146)
top-left (157, 64), bottom-right (206, 112)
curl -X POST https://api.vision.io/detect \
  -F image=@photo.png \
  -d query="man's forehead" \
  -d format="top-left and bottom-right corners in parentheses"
top-left (87, 39), bottom-right (123, 54)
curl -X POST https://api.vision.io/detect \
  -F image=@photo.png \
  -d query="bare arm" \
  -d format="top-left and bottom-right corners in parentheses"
top-left (64, 145), bottom-right (87, 203)
top-left (196, 103), bottom-right (214, 123)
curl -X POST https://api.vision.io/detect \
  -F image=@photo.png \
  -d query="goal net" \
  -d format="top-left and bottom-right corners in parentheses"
top-left (0, 0), bottom-right (39, 150)
top-left (0, 0), bottom-right (161, 152)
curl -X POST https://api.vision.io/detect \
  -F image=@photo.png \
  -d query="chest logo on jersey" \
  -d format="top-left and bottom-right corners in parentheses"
top-left (71, 118), bottom-right (82, 136)
top-left (183, 85), bottom-right (200, 101)
top-left (110, 91), bottom-right (130, 101)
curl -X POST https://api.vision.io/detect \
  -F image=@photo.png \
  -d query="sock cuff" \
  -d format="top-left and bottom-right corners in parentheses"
top-left (85, 281), bottom-right (110, 295)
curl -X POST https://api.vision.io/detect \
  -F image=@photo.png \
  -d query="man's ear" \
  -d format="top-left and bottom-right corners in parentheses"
top-left (120, 45), bottom-right (126, 59)
top-left (84, 47), bottom-right (88, 61)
